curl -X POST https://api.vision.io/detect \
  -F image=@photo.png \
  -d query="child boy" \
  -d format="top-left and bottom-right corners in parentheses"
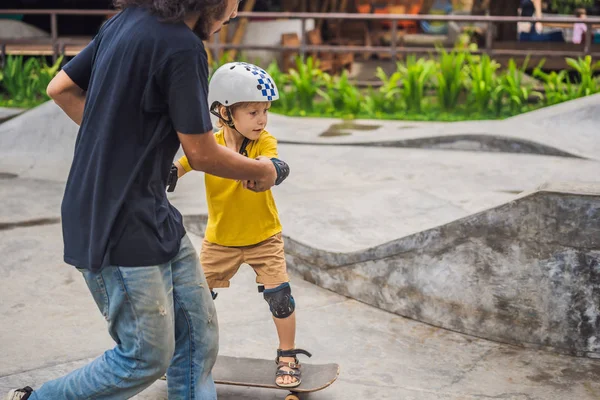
top-left (175, 62), bottom-right (310, 388)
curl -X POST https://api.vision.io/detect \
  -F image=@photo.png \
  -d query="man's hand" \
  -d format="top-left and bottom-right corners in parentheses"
top-left (243, 156), bottom-right (277, 192)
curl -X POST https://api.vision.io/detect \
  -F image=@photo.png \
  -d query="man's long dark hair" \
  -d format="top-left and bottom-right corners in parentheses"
top-left (113, 0), bottom-right (228, 38)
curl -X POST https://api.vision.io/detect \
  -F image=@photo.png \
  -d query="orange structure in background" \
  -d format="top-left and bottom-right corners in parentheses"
top-left (356, 0), bottom-right (423, 32)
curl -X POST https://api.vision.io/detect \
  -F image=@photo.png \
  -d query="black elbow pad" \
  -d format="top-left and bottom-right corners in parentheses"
top-left (270, 158), bottom-right (290, 185)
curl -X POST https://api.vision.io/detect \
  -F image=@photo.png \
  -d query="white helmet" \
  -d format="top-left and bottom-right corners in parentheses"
top-left (208, 62), bottom-right (279, 111)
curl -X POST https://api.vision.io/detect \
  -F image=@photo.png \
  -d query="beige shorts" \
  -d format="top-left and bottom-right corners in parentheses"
top-left (200, 233), bottom-right (289, 289)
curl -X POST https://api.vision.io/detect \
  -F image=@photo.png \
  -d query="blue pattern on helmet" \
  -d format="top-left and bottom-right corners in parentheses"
top-left (239, 62), bottom-right (277, 101)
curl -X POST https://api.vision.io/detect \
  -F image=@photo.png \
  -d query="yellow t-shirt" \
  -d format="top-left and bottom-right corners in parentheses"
top-left (178, 130), bottom-right (282, 246)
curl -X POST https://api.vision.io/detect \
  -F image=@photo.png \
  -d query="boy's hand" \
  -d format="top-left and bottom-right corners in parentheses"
top-left (175, 161), bottom-right (187, 178)
top-left (242, 180), bottom-right (256, 190)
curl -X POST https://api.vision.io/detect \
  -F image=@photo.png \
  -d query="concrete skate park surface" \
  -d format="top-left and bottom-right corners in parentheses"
top-left (1, 99), bottom-right (599, 399)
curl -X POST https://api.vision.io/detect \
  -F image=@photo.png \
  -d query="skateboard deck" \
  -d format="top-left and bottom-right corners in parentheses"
top-left (213, 355), bottom-right (339, 399)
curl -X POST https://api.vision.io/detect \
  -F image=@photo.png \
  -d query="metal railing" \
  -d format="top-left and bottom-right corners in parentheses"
top-left (2, 9), bottom-right (600, 62)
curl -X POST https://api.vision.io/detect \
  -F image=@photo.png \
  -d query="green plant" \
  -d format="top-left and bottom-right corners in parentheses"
top-left (466, 53), bottom-right (500, 113)
top-left (435, 47), bottom-right (467, 111)
top-left (266, 60), bottom-right (293, 113)
top-left (396, 55), bottom-right (436, 113)
top-left (533, 60), bottom-right (577, 106)
top-left (497, 57), bottom-right (543, 114)
top-left (37, 55), bottom-right (63, 99)
top-left (454, 26), bottom-right (480, 52)
top-left (1, 56), bottom-right (39, 103)
top-left (534, 69), bottom-right (570, 105)
top-left (0, 55), bottom-right (64, 107)
top-left (364, 66), bottom-right (403, 116)
top-left (286, 56), bottom-right (325, 113)
top-left (565, 55), bottom-right (600, 97)
top-left (317, 70), bottom-right (363, 117)
top-left (549, 0), bottom-right (593, 15)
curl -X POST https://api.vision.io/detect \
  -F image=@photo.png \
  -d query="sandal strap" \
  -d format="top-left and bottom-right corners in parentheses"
top-left (276, 368), bottom-right (302, 378)
top-left (277, 348), bottom-right (312, 359)
top-left (278, 361), bottom-right (300, 369)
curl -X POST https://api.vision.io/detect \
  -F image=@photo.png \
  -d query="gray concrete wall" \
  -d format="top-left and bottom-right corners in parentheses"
top-left (280, 182), bottom-right (600, 358)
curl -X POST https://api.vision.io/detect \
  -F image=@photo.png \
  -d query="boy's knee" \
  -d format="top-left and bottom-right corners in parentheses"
top-left (262, 282), bottom-right (295, 319)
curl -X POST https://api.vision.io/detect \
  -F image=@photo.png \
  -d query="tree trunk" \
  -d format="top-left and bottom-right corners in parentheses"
top-left (489, 0), bottom-right (521, 41)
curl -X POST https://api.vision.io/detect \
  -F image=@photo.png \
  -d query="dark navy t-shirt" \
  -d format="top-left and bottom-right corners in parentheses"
top-left (61, 7), bottom-right (213, 272)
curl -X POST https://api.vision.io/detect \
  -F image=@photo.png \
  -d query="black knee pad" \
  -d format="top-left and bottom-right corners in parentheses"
top-left (263, 282), bottom-right (295, 319)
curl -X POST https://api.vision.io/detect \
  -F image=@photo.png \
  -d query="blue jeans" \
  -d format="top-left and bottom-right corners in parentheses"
top-left (32, 235), bottom-right (219, 399)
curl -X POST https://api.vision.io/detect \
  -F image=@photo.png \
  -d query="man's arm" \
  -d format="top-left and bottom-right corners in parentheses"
top-left (47, 38), bottom-right (96, 126)
top-left (177, 130), bottom-right (276, 190)
top-left (47, 70), bottom-right (86, 126)
top-left (164, 48), bottom-right (276, 191)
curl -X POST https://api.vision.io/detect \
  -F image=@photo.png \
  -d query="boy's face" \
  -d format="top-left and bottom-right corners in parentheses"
top-left (231, 102), bottom-right (271, 140)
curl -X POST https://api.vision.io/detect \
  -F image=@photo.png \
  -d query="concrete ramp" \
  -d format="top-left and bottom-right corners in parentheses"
top-left (0, 102), bottom-right (78, 181)
top-left (284, 182), bottom-right (600, 358)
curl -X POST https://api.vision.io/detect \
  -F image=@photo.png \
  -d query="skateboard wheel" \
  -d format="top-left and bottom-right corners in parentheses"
top-left (285, 395), bottom-right (300, 400)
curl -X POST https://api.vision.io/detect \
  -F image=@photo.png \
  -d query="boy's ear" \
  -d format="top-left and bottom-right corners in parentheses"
top-left (218, 105), bottom-right (229, 121)
top-left (220, 105), bottom-right (235, 127)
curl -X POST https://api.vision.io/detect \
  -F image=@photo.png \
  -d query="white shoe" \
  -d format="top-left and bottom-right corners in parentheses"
top-left (5, 387), bottom-right (33, 400)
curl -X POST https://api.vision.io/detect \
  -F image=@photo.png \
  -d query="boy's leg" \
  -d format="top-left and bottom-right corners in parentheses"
top-left (244, 234), bottom-right (298, 386)
top-left (29, 264), bottom-right (176, 400)
top-left (200, 238), bottom-right (244, 291)
top-left (266, 292), bottom-right (297, 386)
top-left (165, 235), bottom-right (219, 400)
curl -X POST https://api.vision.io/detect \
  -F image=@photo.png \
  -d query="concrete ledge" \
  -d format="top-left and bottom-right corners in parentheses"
top-left (279, 134), bottom-right (584, 158)
top-left (0, 107), bottom-right (25, 124)
top-left (185, 182), bottom-right (600, 358)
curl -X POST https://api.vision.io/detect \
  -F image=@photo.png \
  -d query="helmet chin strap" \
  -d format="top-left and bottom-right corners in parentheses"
top-left (210, 104), bottom-right (251, 156)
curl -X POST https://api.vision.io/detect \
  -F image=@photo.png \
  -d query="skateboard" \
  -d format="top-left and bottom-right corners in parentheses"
top-left (213, 355), bottom-right (339, 400)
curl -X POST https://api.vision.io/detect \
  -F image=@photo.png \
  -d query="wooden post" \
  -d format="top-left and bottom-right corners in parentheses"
top-left (213, 32), bottom-right (221, 64)
top-left (228, 0), bottom-right (256, 61)
top-left (219, 24), bottom-right (229, 60)
top-left (485, 18), bottom-right (494, 56)
top-left (390, 16), bottom-right (397, 63)
top-left (203, 39), bottom-right (214, 66)
top-left (317, 0), bottom-right (331, 32)
top-left (489, 0), bottom-right (519, 41)
top-left (336, 0), bottom-right (349, 39)
top-left (300, 19), bottom-right (307, 61)
top-left (584, 21), bottom-right (592, 56)
top-left (51, 13), bottom-right (58, 62)
top-left (0, 44), bottom-right (6, 69)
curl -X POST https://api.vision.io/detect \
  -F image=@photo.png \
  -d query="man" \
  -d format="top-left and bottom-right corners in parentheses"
top-left (6, 0), bottom-right (282, 399)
